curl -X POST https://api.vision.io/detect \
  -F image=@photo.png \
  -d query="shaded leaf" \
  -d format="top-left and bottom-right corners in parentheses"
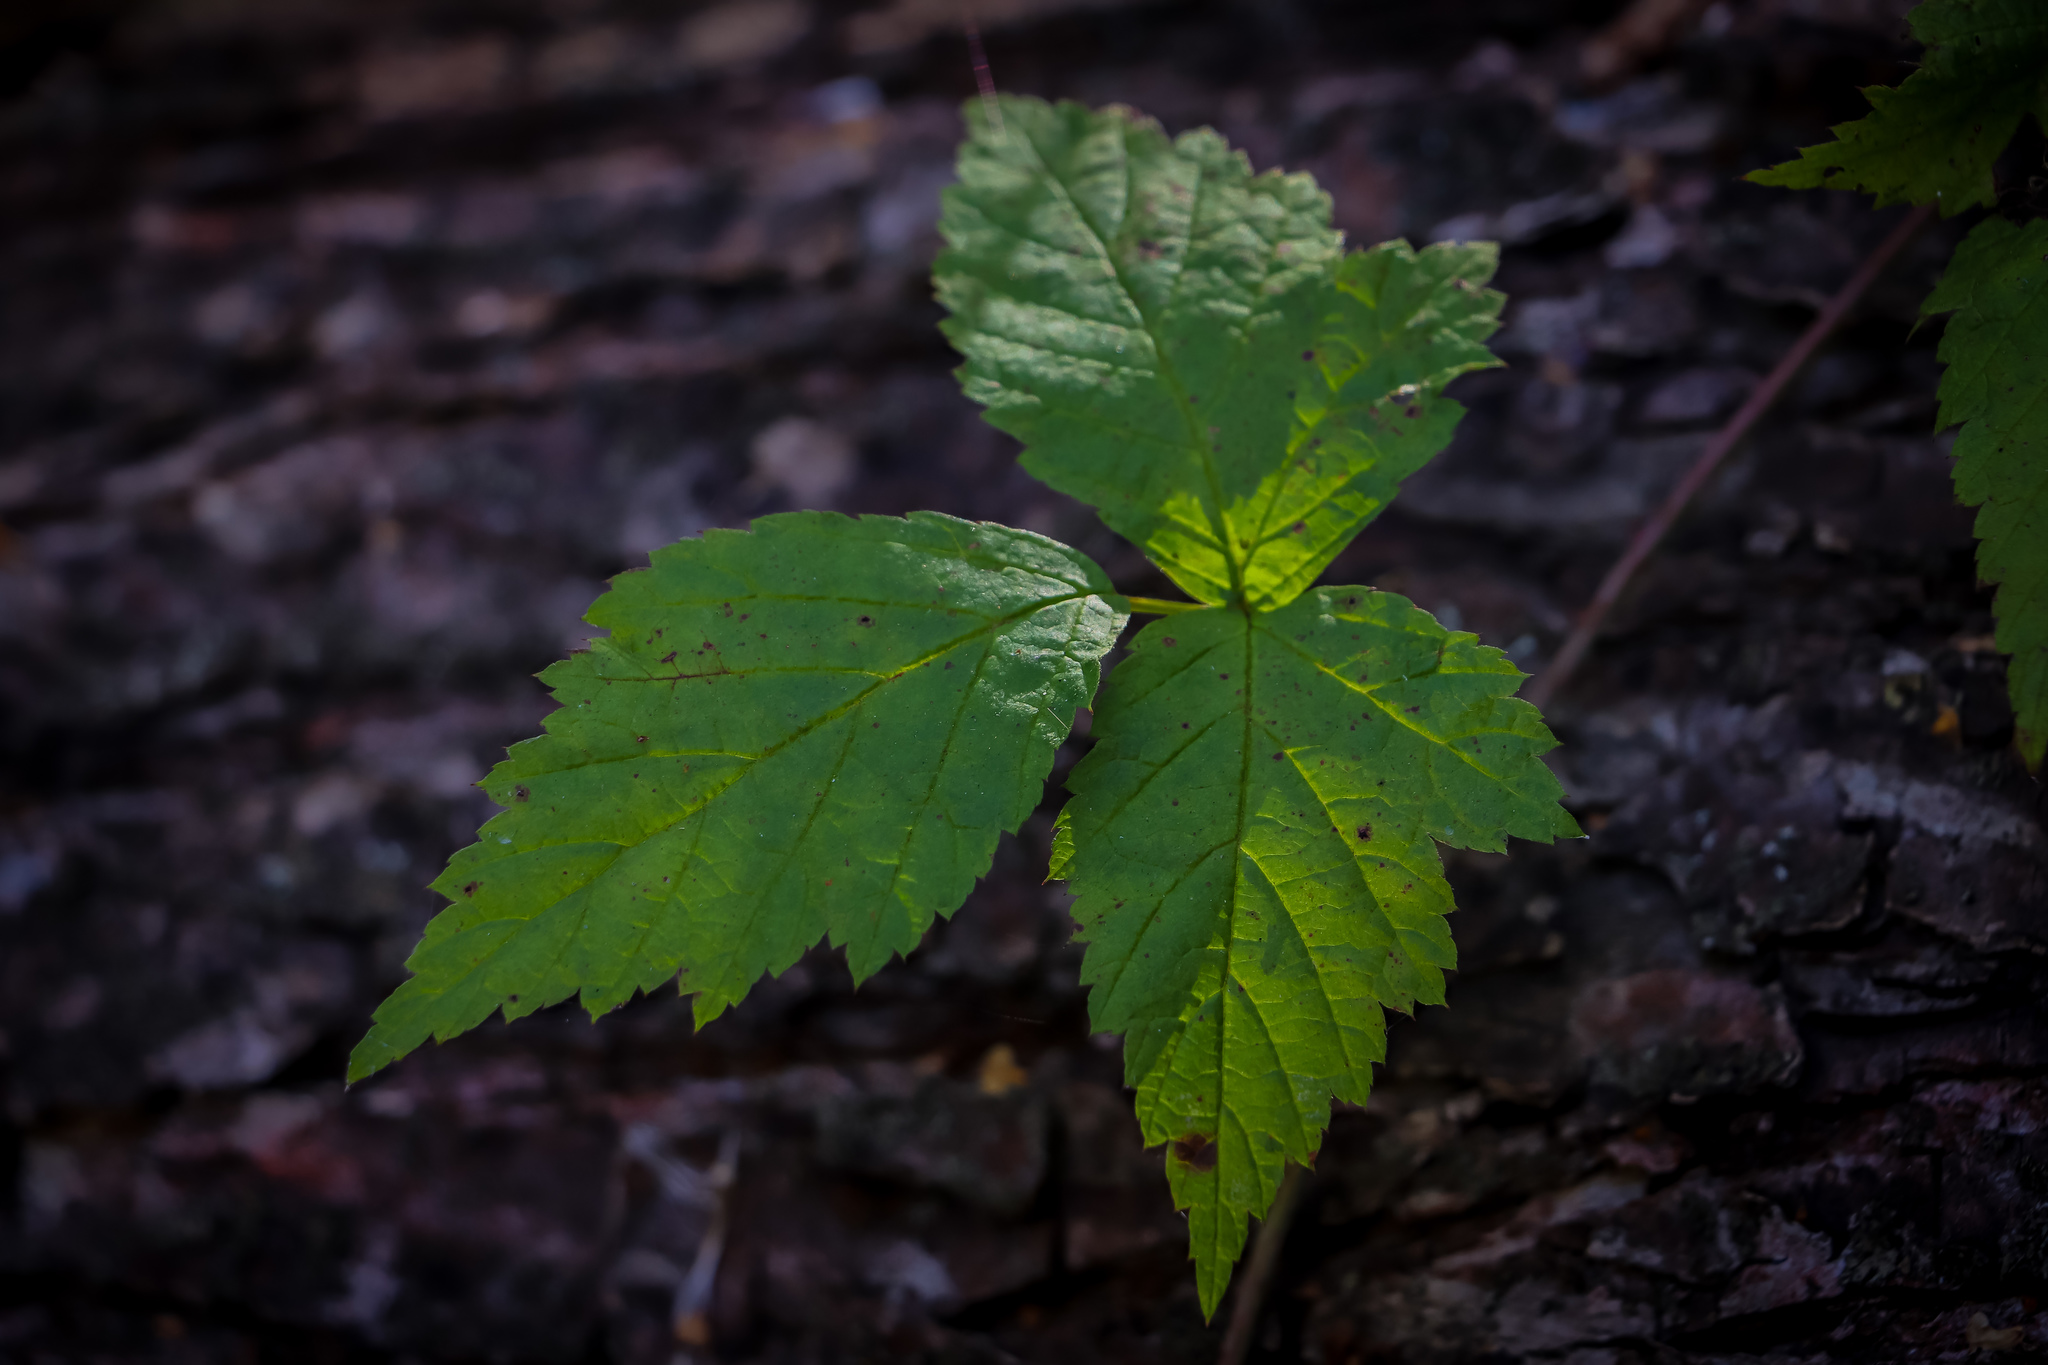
top-left (1748, 0), bottom-right (2048, 214)
top-left (1923, 215), bottom-right (2048, 769)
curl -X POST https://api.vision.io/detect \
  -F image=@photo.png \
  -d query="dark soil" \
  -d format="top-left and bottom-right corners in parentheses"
top-left (3, 1), bottom-right (2044, 1361)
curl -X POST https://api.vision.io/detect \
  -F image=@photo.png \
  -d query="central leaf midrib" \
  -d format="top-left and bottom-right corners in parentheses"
top-left (1012, 116), bottom-right (1246, 602)
top-left (1209, 603), bottom-right (1258, 1246)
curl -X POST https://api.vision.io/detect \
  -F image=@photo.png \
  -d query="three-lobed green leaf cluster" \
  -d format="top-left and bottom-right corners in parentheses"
top-left (351, 94), bottom-right (1579, 1316)
top-left (1752, 0), bottom-right (2048, 769)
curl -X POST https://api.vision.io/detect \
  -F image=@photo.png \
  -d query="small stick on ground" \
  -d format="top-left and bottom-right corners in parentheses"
top-left (671, 1128), bottom-right (741, 1352)
top-left (1218, 1163), bottom-right (1309, 1365)
top-left (1526, 202), bottom-right (1934, 713)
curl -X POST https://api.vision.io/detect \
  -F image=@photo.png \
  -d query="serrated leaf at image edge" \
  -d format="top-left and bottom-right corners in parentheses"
top-left (1922, 215), bottom-right (2048, 769)
top-left (1745, 0), bottom-right (2048, 214)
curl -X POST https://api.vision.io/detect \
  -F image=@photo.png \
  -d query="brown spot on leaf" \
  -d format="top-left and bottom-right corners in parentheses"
top-left (463, 881), bottom-right (479, 897)
top-left (1171, 1133), bottom-right (1218, 1172)
top-left (1357, 824), bottom-right (1372, 841)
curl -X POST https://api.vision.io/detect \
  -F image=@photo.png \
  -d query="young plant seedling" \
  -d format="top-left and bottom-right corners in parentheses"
top-left (350, 94), bottom-right (1580, 1316)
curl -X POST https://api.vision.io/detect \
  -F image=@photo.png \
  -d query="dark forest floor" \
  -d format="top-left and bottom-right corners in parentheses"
top-left (3, 0), bottom-right (2045, 1361)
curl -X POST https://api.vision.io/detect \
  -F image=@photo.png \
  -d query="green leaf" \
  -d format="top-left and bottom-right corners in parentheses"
top-left (1060, 590), bottom-right (1579, 1315)
top-left (1747, 0), bottom-right (2048, 214)
top-left (1922, 215), bottom-right (2048, 770)
top-left (1238, 241), bottom-right (1505, 610)
top-left (349, 512), bottom-right (1124, 1082)
top-left (935, 94), bottom-right (1341, 606)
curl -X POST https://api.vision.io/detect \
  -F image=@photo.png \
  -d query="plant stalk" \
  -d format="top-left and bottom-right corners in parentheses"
top-left (1124, 594), bottom-right (1207, 615)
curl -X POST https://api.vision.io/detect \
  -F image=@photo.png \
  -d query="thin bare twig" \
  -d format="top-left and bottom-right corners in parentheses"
top-left (1218, 1163), bottom-right (1309, 1365)
top-left (1526, 202), bottom-right (1935, 712)
top-left (671, 1128), bottom-right (741, 1352)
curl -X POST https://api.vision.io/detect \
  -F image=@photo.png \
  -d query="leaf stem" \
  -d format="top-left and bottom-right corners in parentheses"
top-left (1124, 595), bottom-right (1208, 616)
top-left (1526, 202), bottom-right (1934, 712)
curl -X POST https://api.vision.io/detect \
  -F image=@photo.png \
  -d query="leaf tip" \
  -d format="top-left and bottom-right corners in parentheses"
top-left (344, 1033), bottom-right (395, 1085)
top-left (1196, 1255), bottom-right (1232, 1323)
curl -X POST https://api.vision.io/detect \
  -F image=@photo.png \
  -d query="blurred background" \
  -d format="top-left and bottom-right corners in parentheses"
top-left (3, 0), bottom-right (2045, 1360)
